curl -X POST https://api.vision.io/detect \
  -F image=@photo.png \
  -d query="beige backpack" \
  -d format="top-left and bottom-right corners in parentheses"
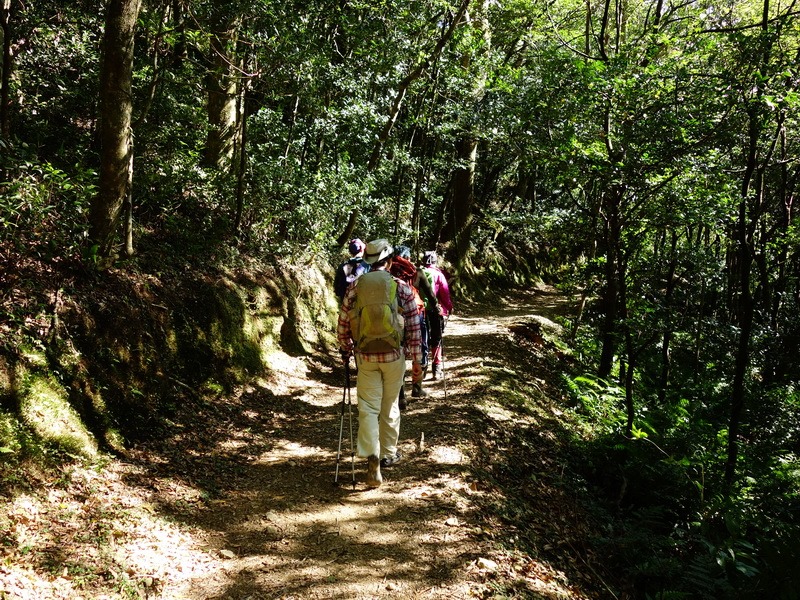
top-left (348, 270), bottom-right (405, 352)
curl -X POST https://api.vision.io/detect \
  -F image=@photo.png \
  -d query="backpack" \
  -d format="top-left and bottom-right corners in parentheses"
top-left (334, 257), bottom-right (367, 301)
top-left (391, 256), bottom-right (425, 313)
top-left (421, 267), bottom-right (436, 312)
top-left (348, 270), bottom-right (405, 353)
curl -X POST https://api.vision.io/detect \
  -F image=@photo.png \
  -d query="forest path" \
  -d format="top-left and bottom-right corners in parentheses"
top-left (152, 285), bottom-right (582, 600)
top-left (2, 286), bottom-right (596, 600)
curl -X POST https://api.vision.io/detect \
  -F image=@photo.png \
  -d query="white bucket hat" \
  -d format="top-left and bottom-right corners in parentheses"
top-left (363, 238), bottom-right (394, 264)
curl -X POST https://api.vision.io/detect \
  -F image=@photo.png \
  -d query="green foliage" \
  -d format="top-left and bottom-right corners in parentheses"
top-left (0, 410), bottom-right (25, 457)
top-left (2, 0), bottom-right (800, 596)
top-left (563, 373), bottom-right (626, 435)
top-left (9, 3), bottom-right (101, 168)
top-left (0, 148), bottom-right (97, 257)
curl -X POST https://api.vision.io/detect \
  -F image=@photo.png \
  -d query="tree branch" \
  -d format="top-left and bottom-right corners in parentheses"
top-left (367, 0), bottom-right (472, 172)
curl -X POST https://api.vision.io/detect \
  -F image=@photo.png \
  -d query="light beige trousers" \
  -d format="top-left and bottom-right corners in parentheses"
top-left (355, 355), bottom-right (405, 460)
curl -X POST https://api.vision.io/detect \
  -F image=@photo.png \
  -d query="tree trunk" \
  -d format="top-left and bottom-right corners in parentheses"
top-left (571, 185), bottom-right (600, 342)
top-left (447, 136), bottom-right (479, 266)
top-left (411, 165), bottom-right (426, 250)
top-left (335, 208), bottom-right (359, 247)
top-left (204, 15), bottom-right (239, 170)
top-left (618, 251), bottom-right (634, 437)
top-left (0, 0), bottom-right (12, 141)
top-left (441, 0), bottom-right (490, 275)
top-left (724, 0), bottom-right (773, 491)
top-left (392, 166), bottom-right (407, 239)
top-left (598, 185), bottom-right (623, 379)
top-left (725, 197), bottom-right (755, 489)
top-left (584, 0), bottom-right (591, 55)
top-left (657, 230), bottom-right (678, 403)
top-left (233, 86), bottom-right (249, 236)
top-left (89, 0), bottom-right (142, 263)
top-left (123, 145), bottom-right (134, 256)
top-left (623, 333), bottom-right (635, 437)
top-left (171, 0), bottom-right (186, 67)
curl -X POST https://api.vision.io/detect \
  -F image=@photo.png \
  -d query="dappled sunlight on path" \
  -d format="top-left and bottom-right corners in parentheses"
top-left (0, 286), bottom-right (595, 600)
top-left (155, 286), bottom-right (584, 599)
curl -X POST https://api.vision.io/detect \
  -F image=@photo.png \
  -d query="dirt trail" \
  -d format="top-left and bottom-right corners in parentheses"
top-left (2, 286), bottom-right (590, 600)
top-left (157, 285), bottom-right (578, 599)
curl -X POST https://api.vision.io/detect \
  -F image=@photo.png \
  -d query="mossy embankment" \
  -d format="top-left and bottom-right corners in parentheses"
top-left (0, 250), bottom-right (339, 490)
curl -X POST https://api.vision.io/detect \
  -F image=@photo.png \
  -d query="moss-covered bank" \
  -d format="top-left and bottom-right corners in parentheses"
top-left (0, 254), bottom-right (338, 483)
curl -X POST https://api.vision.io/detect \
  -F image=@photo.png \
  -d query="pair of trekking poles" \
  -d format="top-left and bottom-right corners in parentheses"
top-left (334, 359), bottom-right (356, 489)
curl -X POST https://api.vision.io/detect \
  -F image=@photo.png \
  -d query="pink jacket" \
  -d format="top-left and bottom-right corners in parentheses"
top-left (424, 266), bottom-right (453, 315)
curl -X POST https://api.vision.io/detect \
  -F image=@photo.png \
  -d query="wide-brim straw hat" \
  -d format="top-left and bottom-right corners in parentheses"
top-left (363, 239), bottom-right (394, 264)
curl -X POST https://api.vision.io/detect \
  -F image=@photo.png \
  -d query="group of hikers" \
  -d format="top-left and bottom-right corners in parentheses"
top-left (334, 238), bottom-right (452, 488)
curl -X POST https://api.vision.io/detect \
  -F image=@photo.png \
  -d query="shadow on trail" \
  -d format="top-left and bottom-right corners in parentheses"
top-left (118, 353), bottom-right (488, 597)
top-left (117, 286), bottom-right (610, 599)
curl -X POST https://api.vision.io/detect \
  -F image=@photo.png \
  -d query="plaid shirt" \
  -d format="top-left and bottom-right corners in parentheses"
top-left (338, 268), bottom-right (422, 364)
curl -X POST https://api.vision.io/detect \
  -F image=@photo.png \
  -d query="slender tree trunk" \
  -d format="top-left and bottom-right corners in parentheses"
top-left (282, 94), bottom-right (300, 163)
top-left (725, 196), bottom-right (755, 489)
top-left (442, 0), bottom-right (491, 275)
top-left (599, 0), bottom-right (611, 60)
top-left (598, 185), bottom-right (623, 379)
top-left (233, 87), bottom-right (248, 235)
top-left (132, 1), bottom-right (169, 131)
top-left (572, 185), bottom-right (600, 341)
top-left (204, 15), bottom-right (240, 170)
top-left (724, 106), bottom-right (762, 488)
top-left (335, 208), bottom-right (359, 247)
top-left (0, 0), bottom-right (12, 141)
top-left (171, 0), bottom-right (186, 66)
top-left (623, 336), bottom-right (635, 436)
top-left (618, 251), bottom-right (635, 437)
top-left (411, 166), bottom-right (425, 249)
top-left (657, 230), bottom-right (678, 403)
top-left (392, 166), bottom-right (407, 239)
top-left (89, 0), bottom-right (142, 262)
top-left (725, 0), bottom-right (774, 490)
top-left (584, 0), bottom-right (591, 55)
top-left (123, 139), bottom-right (134, 256)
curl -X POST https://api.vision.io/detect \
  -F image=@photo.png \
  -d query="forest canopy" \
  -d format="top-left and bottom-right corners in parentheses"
top-left (1, 0), bottom-right (799, 597)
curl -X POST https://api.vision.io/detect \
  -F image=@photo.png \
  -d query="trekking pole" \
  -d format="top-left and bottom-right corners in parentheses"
top-left (335, 358), bottom-right (356, 489)
top-left (346, 360), bottom-right (355, 489)
top-left (334, 362), bottom-right (346, 486)
top-left (441, 315), bottom-right (449, 400)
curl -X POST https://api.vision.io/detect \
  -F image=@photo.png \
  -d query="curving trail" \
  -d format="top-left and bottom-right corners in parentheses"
top-left (1, 286), bottom-right (600, 600)
top-left (148, 285), bottom-right (579, 599)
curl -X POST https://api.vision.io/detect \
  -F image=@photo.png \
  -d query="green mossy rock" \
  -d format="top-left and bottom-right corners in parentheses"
top-left (0, 258), bottom-right (339, 465)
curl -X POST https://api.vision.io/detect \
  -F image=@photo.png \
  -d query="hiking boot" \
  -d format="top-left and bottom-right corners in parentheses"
top-left (431, 364), bottom-right (440, 380)
top-left (412, 382), bottom-right (427, 398)
top-left (380, 451), bottom-right (402, 468)
top-left (398, 387), bottom-right (407, 410)
top-left (366, 455), bottom-right (382, 488)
